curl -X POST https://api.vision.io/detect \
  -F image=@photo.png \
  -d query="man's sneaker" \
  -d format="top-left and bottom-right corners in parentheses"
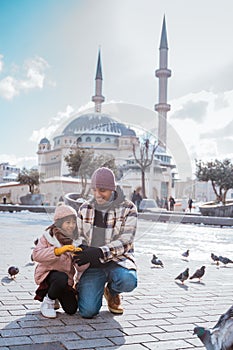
top-left (104, 286), bottom-right (124, 314)
top-left (54, 299), bottom-right (60, 310)
top-left (40, 295), bottom-right (56, 318)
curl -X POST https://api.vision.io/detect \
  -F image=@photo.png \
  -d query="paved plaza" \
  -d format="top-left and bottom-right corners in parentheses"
top-left (1, 211), bottom-right (233, 349)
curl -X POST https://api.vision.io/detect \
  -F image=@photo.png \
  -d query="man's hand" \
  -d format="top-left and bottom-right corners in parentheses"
top-left (73, 247), bottom-right (103, 267)
top-left (54, 245), bottom-right (77, 256)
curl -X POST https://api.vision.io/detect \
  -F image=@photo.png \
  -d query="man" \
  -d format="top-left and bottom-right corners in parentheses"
top-left (73, 167), bottom-right (138, 318)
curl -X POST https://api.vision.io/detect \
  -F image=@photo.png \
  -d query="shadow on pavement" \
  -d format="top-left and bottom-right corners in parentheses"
top-left (0, 310), bottom-right (126, 349)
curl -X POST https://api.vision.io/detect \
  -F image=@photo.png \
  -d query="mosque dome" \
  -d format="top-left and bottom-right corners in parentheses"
top-left (39, 137), bottom-right (50, 144)
top-left (62, 113), bottom-right (136, 137)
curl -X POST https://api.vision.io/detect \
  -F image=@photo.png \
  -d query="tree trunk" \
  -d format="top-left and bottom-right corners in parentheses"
top-left (141, 169), bottom-right (146, 198)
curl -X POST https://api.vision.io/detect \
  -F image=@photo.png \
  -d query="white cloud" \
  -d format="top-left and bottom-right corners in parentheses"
top-left (0, 56), bottom-right (52, 100)
top-left (0, 76), bottom-right (18, 99)
top-left (169, 89), bottom-right (233, 163)
top-left (0, 154), bottom-right (37, 169)
top-left (30, 104), bottom-right (75, 143)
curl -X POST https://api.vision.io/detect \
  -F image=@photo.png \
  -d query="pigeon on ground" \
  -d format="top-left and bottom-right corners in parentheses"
top-left (151, 254), bottom-right (164, 268)
top-left (175, 268), bottom-right (189, 284)
top-left (218, 256), bottom-right (233, 266)
top-left (190, 266), bottom-right (206, 281)
top-left (182, 249), bottom-right (189, 258)
top-left (211, 253), bottom-right (220, 265)
top-left (194, 304), bottom-right (233, 349)
top-left (8, 266), bottom-right (19, 279)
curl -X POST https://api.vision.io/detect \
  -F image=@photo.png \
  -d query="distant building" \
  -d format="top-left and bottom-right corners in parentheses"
top-left (0, 163), bottom-right (20, 183)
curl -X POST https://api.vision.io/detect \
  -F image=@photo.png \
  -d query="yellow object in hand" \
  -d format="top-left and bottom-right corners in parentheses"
top-left (74, 247), bottom-right (82, 252)
top-left (54, 245), bottom-right (76, 256)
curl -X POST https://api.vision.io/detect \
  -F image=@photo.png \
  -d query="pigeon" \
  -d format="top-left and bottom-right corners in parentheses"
top-left (182, 249), bottom-right (189, 258)
top-left (218, 256), bottom-right (233, 266)
top-left (190, 266), bottom-right (206, 281)
top-left (8, 266), bottom-right (19, 279)
top-left (211, 253), bottom-right (220, 265)
top-left (175, 268), bottom-right (189, 284)
top-left (194, 304), bottom-right (233, 349)
top-left (151, 254), bottom-right (164, 268)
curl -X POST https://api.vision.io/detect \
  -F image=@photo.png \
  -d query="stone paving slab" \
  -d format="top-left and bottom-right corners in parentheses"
top-left (1, 213), bottom-right (233, 349)
top-left (8, 343), bottom-right (66, 350)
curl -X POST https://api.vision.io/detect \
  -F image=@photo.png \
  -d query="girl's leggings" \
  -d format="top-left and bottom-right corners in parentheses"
top-left (46, 270), bottom-right (77, 314)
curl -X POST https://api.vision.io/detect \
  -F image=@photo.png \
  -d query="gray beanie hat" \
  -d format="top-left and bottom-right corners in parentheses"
top-left (91, 167), bottom-right (116, 191)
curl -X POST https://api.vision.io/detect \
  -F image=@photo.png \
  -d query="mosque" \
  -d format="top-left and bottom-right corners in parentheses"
top-left (37, 16), bottom-right (175, 202)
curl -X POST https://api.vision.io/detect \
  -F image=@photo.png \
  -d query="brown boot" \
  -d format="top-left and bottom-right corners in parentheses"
top-left (104, 286), bottom-right (124, 314)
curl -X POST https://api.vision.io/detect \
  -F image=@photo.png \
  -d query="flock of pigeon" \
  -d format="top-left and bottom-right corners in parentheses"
top-left (5, 247), bottom-right (233, 350)
top-left (151, 250), bottom-right (233, 349)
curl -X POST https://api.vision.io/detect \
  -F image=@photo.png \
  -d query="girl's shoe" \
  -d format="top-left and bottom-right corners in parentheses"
top-left (40, 295), bottom-right (56, 318)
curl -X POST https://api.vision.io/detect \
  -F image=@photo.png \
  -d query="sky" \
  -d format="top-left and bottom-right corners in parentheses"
top-left (1, 0), bottom-right (233, 179)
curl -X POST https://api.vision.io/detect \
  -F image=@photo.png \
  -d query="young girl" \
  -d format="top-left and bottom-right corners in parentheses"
top-left (33, 204), bottom-right (84, 318)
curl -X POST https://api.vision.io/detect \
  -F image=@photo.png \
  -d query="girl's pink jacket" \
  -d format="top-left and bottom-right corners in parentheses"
top-left (32, 231), bottom-right (77, 286)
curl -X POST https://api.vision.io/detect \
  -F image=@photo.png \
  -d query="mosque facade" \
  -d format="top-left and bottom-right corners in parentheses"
top-left (37, 16), bottom-right (174, 202)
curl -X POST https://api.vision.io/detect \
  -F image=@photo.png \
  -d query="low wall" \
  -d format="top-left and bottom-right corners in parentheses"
top-left (199, 201), bottom-right (233, 217)
top-left (1, 204), bottom-right (233, 227)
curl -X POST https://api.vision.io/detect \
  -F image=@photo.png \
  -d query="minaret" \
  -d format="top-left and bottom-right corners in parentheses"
top-left (92, 49), bottom-right (105, 113)
top-left (154, 16), bottom-right (171, 149)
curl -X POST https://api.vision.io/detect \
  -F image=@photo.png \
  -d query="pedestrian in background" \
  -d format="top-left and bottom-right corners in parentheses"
top-left (188, 198), bottom-right (193, 212)
top-left (131, 187), bottom-right (142, 211)
top-left (169, 196), bottom-right (175, 211)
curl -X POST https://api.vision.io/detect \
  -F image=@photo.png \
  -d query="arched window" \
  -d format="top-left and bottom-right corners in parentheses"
top-left (86, 136), bottom-right (91, 142)
top-left (77, 137), bottom-right (82, 143)
top-left (95, 137), bottom-right (101, 143)
top-left (105, 137), bottom-right (111, 143)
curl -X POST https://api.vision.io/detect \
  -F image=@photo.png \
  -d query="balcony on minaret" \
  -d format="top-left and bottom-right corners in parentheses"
top-left (92, 94), bottom-right (105, 113)
top-left (155, 68), bottom-right (171, 78)
top-left (154, 103), bottom-right (171, 112)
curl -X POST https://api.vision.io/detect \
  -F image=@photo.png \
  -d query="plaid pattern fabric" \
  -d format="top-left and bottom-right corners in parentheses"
top-left (77, 198), bottom-right (138, 270)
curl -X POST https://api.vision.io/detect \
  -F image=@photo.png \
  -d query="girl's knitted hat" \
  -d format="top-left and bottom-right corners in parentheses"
top-left (54, 204), bottom-right (77, 221)
top-left (91, 167), bottom-right (116, 191)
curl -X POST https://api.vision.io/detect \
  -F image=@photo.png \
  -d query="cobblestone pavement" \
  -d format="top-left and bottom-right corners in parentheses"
top-left (1, 211), bottom-right (233, 349)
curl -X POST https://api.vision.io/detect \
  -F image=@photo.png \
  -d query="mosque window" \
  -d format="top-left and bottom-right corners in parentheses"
top-left (86, 137), bottom-right (91, 142)
top-left (77, 137), bottom-right (82, 143)
top-left (95, 137), bottom-right (101, 143)
top-left (105, 137), bottom-right (110, 143)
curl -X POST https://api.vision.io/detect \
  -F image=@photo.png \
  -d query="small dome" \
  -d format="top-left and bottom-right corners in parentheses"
top-left (39, 137), bottom-right (50, 144)
top-left (63, 113), bottom-right (136, 137)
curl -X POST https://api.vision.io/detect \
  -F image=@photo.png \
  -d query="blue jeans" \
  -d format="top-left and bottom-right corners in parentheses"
top-left (77, 262), bottom-right (137, 318)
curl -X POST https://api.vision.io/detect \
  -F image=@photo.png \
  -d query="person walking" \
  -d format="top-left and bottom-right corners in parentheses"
top-left (169, 196), bottom-right (175, 211)
top-left (73, 167), bottom-right (138, 319)
top-left (32, 204), bottom-right (86, 318)
top-left (131, 187), bottom-right (142, 211)
top-left (188, 198), bottom-right (193, 212)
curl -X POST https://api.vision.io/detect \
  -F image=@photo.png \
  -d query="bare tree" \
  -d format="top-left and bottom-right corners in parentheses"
top-left (132, 139), bottom-right (158, 198)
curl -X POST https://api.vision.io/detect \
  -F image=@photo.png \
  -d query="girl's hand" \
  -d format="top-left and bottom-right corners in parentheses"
top-left (54, 245), bottom-right (76, 256)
